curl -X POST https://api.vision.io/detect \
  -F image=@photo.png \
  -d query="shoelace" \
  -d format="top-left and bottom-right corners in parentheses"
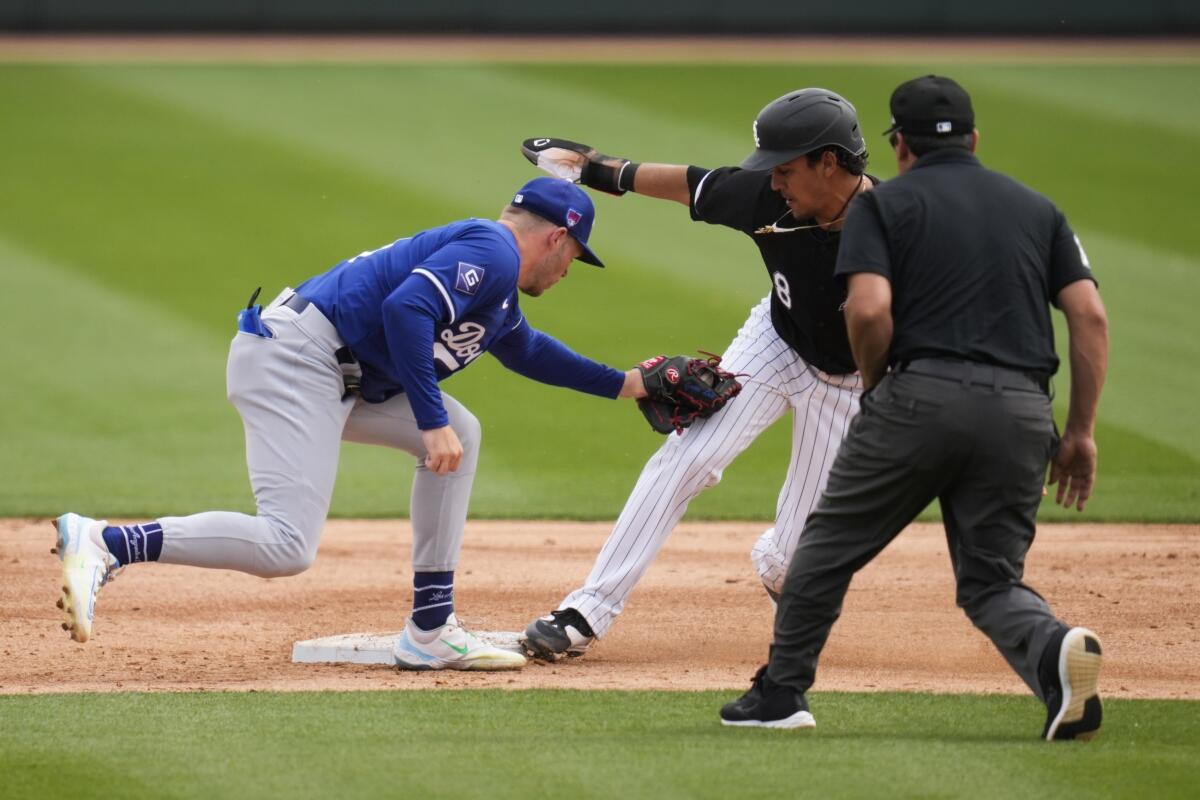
top-left (100, 565), bottom-right (123, 587)
top-left (446, 619), bottom-right (486, 650)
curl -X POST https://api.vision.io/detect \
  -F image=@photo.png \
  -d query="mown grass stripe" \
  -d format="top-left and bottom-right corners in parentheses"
top-left (1, 690), bottom-right (1197, 800)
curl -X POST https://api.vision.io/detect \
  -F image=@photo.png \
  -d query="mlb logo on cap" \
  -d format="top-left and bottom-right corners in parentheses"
top-left (566, 208), bottom-right (582, 228)
top-left (883, 75), bottom-right (975, 137)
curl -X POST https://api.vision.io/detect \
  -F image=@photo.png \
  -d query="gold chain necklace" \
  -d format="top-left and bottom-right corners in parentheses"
top-left (754, 175), bottom-right (866, 235)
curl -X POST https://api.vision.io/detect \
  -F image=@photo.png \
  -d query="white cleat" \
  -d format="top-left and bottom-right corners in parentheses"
top-left (394, 614), bottom-right (527, 671)
top-left (54, 513), bottom-right (121, 643)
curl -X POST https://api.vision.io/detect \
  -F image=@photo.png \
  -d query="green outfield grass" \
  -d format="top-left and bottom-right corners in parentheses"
top-left (1, 690), bottom-right (1196, 799)
top-left (1, 61), bottom-right (1197, 520)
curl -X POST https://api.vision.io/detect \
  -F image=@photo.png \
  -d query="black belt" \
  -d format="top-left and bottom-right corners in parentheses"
top-left (282, 292), bottom-right (361, 398)
top-left (897, 358), bottom-right (1048, 394)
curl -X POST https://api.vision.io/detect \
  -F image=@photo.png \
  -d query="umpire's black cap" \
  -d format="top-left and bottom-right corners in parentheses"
top-left (883, 75), bottom-right (975, 137)
top-left (740, 88), bottom-right (865, 171)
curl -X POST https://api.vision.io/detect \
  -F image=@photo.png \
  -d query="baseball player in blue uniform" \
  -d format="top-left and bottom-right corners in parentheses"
top-left (53, 177), bottom-right (648, 671)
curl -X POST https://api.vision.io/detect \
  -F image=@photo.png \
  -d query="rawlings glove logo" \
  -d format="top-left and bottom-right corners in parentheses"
top-left (636, 352), bottom-right (744, 436)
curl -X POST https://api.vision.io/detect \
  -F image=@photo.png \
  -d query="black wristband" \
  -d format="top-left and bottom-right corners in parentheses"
top-left (617, 161), bottom-right (641, 193)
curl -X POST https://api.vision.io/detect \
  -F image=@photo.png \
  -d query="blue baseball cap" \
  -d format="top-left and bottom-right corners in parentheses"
top-left (511, 177), bottom-right (604, 267)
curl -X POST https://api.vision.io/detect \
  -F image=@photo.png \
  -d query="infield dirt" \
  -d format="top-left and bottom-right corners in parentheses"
top-left (1, 519), bottom-right (1196, 698)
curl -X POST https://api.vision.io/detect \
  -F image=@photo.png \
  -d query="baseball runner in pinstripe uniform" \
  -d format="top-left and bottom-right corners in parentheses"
top-left (520, 89), bottom-right (878, 659)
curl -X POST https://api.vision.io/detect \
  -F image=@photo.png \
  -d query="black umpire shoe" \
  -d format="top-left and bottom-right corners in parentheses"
top-left (521, 608), bottom-right (595, 661)
top-left (720, 665), bottom-right (816, 729)
top-left (1039, 627), bottom-right (1104, 741)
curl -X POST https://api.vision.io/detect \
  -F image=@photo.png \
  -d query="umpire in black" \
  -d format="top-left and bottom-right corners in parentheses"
top-left (719, 76), bottom-right (1110, 741)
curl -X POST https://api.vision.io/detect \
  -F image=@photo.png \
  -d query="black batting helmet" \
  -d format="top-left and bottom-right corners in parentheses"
top-left (740, 88), bottom-right (865, 171)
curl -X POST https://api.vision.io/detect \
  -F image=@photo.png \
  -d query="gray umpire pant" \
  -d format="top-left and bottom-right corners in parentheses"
top-left (767, 367), bottom-right (1069, 701)
top-left (157, 292), bottom-right (478, 577)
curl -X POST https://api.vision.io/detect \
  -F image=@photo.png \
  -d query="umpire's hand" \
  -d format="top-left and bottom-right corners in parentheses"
top-left (421, 425), bottom-right (464, 476)
top-left (1047, 430), bottom-right (1097, 512)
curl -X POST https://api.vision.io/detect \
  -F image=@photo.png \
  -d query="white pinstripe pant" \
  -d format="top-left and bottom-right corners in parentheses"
top-left (562, 296), bottom-right (862, 636)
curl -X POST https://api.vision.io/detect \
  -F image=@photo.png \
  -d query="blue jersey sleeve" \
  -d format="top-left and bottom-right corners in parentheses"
top-left (490, 320), bottom-right (625, 399)
top-left (381, 276), bottom-right (450, 430)
top-left (406, 230), bottom-right (516, 324)
top-left (381, 227), bottom-right (520, 430)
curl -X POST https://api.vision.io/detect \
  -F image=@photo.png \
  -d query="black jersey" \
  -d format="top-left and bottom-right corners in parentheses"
top-left (835, 149), bottom-right (1096, 376)
top-left (686, 165), bottom-right (860, 375)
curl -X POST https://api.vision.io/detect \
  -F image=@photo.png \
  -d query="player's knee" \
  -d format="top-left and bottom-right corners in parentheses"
top-left (254, 518), bottom-right (320, 577)
top-left (259, 547), bottom-right (316, 578)
top-left (648, 452), bottom-right (723, 498)
top-left (957, 584), bottom-right (1005, 623)
top-left (687, 463), bottom-right (724, 491)
top-left (662, 434), bottom-right (725, 489)
top-left (453, 409), bottom-right (483, 457)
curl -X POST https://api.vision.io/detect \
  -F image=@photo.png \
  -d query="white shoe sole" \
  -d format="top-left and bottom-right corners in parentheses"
top-left (1045, 627), bottom-right (1103, 741)
top-left (54, 513), bottom-right (107, 644)
top-left (721, 711), bottom-right (816, 730)
top-left (395, 655), bottom-right (527, 672)
top-left (394, 641), bottom-right (527, 672)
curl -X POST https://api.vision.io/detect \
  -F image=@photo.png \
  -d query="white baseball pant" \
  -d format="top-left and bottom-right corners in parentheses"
top-left (562, 296), bottom-right (862, 636)
top-left (157, 291), bottom-right (478, 577)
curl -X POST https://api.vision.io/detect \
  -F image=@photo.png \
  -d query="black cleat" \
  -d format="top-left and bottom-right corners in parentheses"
top-left (720, 665), bottom-right (816, 729)
top-left (1040, 627), bottom-right (1104, 741)
top-left (521, 608), bottom-right (595, 661)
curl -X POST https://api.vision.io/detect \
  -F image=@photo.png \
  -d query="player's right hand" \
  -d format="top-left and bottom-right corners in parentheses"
top-left (421, 425), bottom-right (463, 476)
top-left (521, 137), bottom-right (635, 196)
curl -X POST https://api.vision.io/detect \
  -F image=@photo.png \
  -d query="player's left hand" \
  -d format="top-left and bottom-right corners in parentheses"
top-left (421, 425), bottom-right (464, 476)
top-left (619, 368), bottom-right (648, 399)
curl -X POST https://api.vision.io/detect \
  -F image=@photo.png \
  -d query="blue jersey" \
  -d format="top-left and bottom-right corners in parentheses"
top-left (297, 218), bottom-right (623, 429)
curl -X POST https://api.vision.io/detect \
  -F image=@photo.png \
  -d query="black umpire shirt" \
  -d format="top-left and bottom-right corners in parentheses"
top-left (834, 149), bottom-right (1096, 376)
top-left (686, 166), bottom-right (871, 376)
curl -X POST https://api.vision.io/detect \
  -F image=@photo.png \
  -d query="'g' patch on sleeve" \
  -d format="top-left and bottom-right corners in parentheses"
top-left (455, 262), bottom-right (485, 295)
